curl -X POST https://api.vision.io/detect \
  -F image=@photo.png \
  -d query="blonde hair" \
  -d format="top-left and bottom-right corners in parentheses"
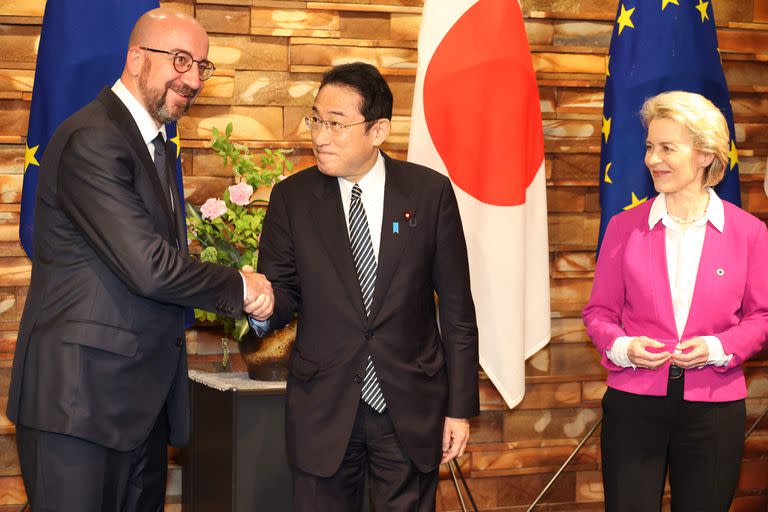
top-left (640, 91), bottom-right (730, 187)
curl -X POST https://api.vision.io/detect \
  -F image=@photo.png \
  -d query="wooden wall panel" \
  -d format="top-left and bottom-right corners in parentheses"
top-left (0, 1), bottom-right (766, 510)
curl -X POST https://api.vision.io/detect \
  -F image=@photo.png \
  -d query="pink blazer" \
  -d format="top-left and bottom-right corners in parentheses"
top-left (583, 198), bottom-right (768, 402)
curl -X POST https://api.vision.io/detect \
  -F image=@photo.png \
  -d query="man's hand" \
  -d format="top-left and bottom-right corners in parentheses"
top-left (441, 417), bottom-right (470, 464)
top-left (671, 337), bottom-right (709, 368)
top-left (241, 265), bottom-right (273, 321)
top-left (627, 336), bottom-right (670, 370)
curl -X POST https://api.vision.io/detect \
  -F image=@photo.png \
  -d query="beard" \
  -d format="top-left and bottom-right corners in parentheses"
top-left (138, 60), bottom-right (199, 125)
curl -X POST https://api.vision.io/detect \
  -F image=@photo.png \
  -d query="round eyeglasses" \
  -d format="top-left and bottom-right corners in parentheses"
top-left (140, 47), bottom-right (216, 81)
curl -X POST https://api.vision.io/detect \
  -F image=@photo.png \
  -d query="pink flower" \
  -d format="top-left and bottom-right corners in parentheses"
top-left (200, 198), bottom-right (227, 220)
top-left (228, 182), bottom-right (254, 206)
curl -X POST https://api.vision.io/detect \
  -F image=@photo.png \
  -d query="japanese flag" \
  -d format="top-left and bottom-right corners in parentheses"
top-left (408, 0), bottom-right (550, 408)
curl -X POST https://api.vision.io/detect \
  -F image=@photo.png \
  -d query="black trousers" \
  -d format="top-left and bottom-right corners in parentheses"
top-left (601, 374), bottom-right (745, 512)
top-left (292, 401), bottom-right (439, 512)
top-left (16, 410), bottom-right (169, 512)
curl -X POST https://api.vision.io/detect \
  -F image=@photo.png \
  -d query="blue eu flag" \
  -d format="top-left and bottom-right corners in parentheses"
top-left (597, 0), bottom-right (741, 251)
top-left (20, 0), bottom-right (187, 259)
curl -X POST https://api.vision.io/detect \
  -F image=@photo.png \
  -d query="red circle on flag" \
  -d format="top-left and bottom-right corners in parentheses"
top-left (423, 0), bottom-right (544, 206)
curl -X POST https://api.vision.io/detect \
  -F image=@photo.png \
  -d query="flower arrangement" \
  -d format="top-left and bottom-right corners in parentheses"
top-left (186, 122), bottom-right (292, 342)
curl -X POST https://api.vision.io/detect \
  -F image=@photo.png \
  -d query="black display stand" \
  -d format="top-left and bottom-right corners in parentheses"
top-left (182, 372), bottom-right (291, 512)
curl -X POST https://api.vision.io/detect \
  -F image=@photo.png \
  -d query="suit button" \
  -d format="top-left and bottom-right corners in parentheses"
top-left (365, 330), bottom-right (374, 341)
top-left (353, 374), bottom-right (363, 384)
top-left (176, 337), bottom-right (183, 347)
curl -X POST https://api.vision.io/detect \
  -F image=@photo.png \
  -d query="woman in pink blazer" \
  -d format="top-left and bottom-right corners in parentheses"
top-left (583, 91), bottom-right (768, 512)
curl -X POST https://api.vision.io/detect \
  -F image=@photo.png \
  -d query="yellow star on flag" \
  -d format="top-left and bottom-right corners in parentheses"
top-left (604, 162), bottom-right (613, 184)
top-left (602, 116), bottom-right (612, 143)
top-left (623, 192), bottom-right (648, 211)
top-left (606, 55), bottom-right (611, 77)
top-left (616, 4), bottom-right (636, 36)
top-left (695, 0), bottom-right (709, 22)
top-left (662, 0), bottom-right (679, 10)
top-left (24, 144), bottom-right (40, 173)
top-left (169, 133), bottom-right (181, 158)
top-left (728, 140), bottom-right (738, 170)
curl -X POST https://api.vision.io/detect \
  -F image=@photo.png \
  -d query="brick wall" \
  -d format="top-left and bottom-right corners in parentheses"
top-left (0, 1), bottom-right (766, 510)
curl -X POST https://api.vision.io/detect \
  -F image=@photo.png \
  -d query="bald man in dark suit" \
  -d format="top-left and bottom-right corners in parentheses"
top-left (9, 9), bottom-right (273, 511)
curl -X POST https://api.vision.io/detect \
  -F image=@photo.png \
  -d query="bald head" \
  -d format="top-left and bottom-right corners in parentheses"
top-left (121, 8), bottom-right (211, 127)
top-left (128, 8), bottom-right (207, 49)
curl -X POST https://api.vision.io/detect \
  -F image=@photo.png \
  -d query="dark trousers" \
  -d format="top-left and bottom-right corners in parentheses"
top-left (601, 374), bottom-right (745, 512)
top-left (292, 401), bottom-right (439, 512)
top-left (16, 410), bottom-right (169, 512)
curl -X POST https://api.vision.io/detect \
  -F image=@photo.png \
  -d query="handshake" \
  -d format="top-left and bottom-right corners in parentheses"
top-left (240, 265), bottom-right (274, 321)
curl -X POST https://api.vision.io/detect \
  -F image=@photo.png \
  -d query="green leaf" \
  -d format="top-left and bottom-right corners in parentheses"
top-left (186, 202), bottom-right (202, 221)
top-left (233, 317), bottom-right (250, 341)
top-left (200, 246), bottom-right (219, 263)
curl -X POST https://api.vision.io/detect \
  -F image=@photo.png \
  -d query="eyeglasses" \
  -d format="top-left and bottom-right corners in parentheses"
top-left (140, 47), bottom-right (216, 81)
top-left (304, 114), bottom-right (370, 134)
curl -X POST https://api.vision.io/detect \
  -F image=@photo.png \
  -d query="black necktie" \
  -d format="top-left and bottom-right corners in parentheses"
top-left (349, 184), bottom-right (386, 413)
top-left (151, 133), bottom-right (173, 211)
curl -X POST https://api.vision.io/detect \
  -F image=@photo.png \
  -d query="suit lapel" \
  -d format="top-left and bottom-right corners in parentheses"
top-left (682, 222), bottom-right (722, 338)
top-left (97, 88), bottom-right (177, 236)
top-left (310, 172), bottom-right (367, 323)
top-left (369, 156), bottom-right (412, 323)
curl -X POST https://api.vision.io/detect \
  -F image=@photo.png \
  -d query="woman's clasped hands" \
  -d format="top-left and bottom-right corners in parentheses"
top-left (627, 336), bottom-right (710, 369)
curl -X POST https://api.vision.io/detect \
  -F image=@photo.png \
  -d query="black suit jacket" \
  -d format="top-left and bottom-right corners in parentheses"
top-left (257, 154), bottom-right (479, 476)
top-left (8, 88), bottom-right (243, 450)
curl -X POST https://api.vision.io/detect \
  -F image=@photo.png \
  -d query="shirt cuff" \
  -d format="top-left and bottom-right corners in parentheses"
top-left (606, 336), bottom-right (637, 369)
top-left (239, 272), bottom-right (248, 302)
top-left (248, 316), bottom-right (271, 337)
top-left (703, 335), bottom-right (733, 367)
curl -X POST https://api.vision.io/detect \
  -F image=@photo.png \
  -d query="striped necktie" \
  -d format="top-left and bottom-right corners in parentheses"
top-left (349, 184), bottom-right (386, 413)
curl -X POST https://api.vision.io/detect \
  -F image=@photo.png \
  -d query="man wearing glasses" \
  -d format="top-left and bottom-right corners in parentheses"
top-left (254, 62), bottom-right (479, 511)
top-left (8, 8), bottom-right (273, 511)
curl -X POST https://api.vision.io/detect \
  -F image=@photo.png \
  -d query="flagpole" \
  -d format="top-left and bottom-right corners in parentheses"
top-left (448, 459), bottom-right (479, 512)
top-left (745, 402), bottom-right (768, 440)
top-left (526, 417), bottom-right (602, 512)
top-left (454, 458), bottom-right (479, 511)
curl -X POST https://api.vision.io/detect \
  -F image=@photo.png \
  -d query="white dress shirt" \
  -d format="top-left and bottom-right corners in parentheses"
top-left (607, 188), bottom-right (732, 368)
top-left (337, 151), bottom-right (386, 262)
